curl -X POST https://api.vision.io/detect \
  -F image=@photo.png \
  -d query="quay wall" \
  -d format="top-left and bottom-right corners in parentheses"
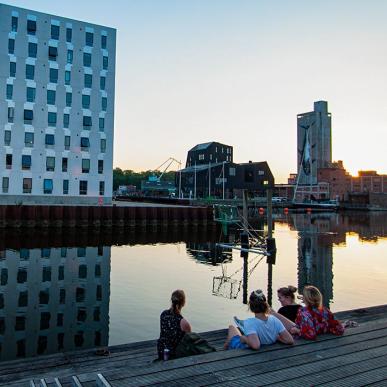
top-left (0, 205), bottom-right (215, 229)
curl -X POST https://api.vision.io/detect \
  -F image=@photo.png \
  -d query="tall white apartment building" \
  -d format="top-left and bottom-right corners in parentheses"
top-left (0, 4), bottom-right (116, 204)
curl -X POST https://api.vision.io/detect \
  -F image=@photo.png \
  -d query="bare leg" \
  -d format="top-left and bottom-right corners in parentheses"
top-left (224, 325), bottom-right (241, 349)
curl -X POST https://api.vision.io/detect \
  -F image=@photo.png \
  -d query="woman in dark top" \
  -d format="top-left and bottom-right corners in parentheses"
top-left (157, 289), bottom-right (192, 360)
top-left (277, 285), bottom-right (301, 322)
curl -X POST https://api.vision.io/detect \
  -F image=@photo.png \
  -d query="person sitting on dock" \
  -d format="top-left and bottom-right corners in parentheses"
top-left (157, 289), bottom-right (192, 360)
top-left (277, 285), bottom-right (301, 322)
top-left (224, 290), bottom-right (294, 350)
top-left (294, 285), bottom-right (344, 340)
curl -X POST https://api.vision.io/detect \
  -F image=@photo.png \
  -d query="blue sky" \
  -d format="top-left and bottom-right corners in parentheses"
top-left (6, 0), bottom-right (387, 181)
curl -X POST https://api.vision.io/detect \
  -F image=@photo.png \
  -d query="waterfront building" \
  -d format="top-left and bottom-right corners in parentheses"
top-left (179, 142), bottom-right (274, 199)
top-left (0, 4), bottom-right (116, 204)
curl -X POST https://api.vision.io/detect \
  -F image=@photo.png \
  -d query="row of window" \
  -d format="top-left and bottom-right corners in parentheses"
top-left (8, 62), bottom-right (108, 89)
top-left (11, 15), bottom-right (108, 49)
top-left (6, 107), bottom-right (106, 131)
top-left (1, 177), bottom-right (105, 196)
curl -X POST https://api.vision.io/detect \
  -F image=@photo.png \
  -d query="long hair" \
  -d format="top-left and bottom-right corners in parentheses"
top-left (277, 285), bottom-right (297, 301)
top-left (170, 289), bottom-right (186, 314)
top-left (303, 285), bottom-right (322, 308)
top-left (249, 289), bottom-right (269, 314)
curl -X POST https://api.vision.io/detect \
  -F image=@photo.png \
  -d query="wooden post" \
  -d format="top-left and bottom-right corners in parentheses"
top-left (242, 189), bottom-right (248, 232)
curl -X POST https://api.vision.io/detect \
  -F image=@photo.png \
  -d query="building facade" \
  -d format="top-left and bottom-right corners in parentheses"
top-left (0, 4), bottom-right (116, 204)
top-left (185, 142), bottom-right (233, 168)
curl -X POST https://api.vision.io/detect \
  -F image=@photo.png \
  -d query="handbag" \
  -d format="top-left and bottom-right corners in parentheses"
top-left (174, 332), bottom-right (216, 358)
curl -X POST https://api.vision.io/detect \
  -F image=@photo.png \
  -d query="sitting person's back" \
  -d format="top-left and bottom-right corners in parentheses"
top-left (243, 314), bottom-right (287, 345)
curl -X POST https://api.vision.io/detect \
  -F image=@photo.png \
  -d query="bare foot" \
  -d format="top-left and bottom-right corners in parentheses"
top-left (223, 339), bottom-right (230, 350)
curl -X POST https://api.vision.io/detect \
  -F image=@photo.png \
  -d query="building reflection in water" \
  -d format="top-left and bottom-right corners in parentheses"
top-left (0, 246), bottom-right (110, 361)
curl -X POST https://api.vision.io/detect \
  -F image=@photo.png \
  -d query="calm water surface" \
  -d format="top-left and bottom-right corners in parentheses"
top-left (0, 211), bottom-right (386, 361)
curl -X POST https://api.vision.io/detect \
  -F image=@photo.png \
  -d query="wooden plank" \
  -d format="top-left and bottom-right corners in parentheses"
top-left (96, 374), bottom-right (111, 387)
top-left (71, 376), bottom-right (82, 387)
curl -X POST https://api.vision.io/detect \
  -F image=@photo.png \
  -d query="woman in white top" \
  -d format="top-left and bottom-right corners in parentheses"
top-left (224, 290), bottom-right (294, 350)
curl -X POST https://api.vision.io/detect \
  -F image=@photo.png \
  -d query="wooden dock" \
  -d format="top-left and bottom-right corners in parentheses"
top-left (1, 305), bottom-right (387, 386)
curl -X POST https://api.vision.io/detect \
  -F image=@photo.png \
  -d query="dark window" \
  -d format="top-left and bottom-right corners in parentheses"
top-left (24, 109), bottom-right (33, 122)
top-left (8, 107), bottom-right (14, 123)
top-left (64, 136), bottom-right (70, 150)
top-left (102, 97), bottom-right (107, 111)
top-left (83, 116), bottom-right (92, 129)
top-left (45, 134), bottom-right (55, 146)
top-left (17, 268), bottom-right (27, 283)
top-left (76, 287), bottom-right (86, 302)
top-left (42, 267), bottom-right (51, 282)
top-left (83, 52), bottom-right (91, 67)
top-left (46, 156), bottom-right (55, 171)
top-left (1, 268), bottom-right (8, 286)
top-left (101, 35), bottom-right (107, 49)
top-left (96, 285), bottom-right (102, 301)
top-left (26, 87), bottom-right (36, 102)
top-left (66, 28), bottom-right (72, 42)
top-left (84, 74), bottom-right (92, 88)
top-left (48, 112), bottom-right (57, 126)
top-left (15, 316), bottom-right (26, 331)
top-left (58, 333), bottom-right (64, 350)
top-left (61, 247), bottom-right (67, 257)
top-left (63, 114), bottom-right (70, 128)
top-left (82, 159), bottom-right (90, 173)
top-left (99, 181), bottom-right (105, 195)
top-left (62, 157), bottom-right (68, 172)
top-left (100, 76), bottom-right (106, 90)
top-left (99, 118), bottom-right (105, 131)
top-left (51, 24), bottom-right (59, 39)
top-left (2, 177), bottom-right (9, 193)
top-left (74, 331), bottom-right (84, 347)
top-left (6, 154), bottom-right (12, 169)
top-left (65, 70), bottom-right (71, 85)
top-left (82, 94), bottom-right (90, 108)
top-left (4, 130), bottom-right (11, 146)
top-left (25, 132), bottom-right (34, 147)
top-left (57, 313), bottom-right (64, 327)
top-left (95, 331), bottom-right (101, 346)
top-left (66, 92), bottom-right (72, 107)
top-left (100, 139), bottom-right (106, 153)
top-left (48, 46), bottom-right (58, 60)
top-left (6, 84), bottom-right (13, 100)
top-left (67, 49), bottom-right (73, 64)
top-left (94, 307), bottom-right (101, 321)
top-left (98, 160), bottom-right (104, 174)
top-left (98, 246), bottom-right (103, 256)
top-left (0, 294), bottom-right (3, 309)
top-left (17, 339), bottom-right (26, 357)
top-left (103, 56), bottom-right (108, 70)
top-left (28, 42), bottom-right (37, 57)
top-left (77, 247), bottom-right (86, 257)
top-left (77, 308), bottom-right (87, 322)
top-left (18, 291), bottom-right (28, 307)
top-left (8, 38), bottom-right (15, 54)
top-left (47, 89), bottom-right (56, 105)
top-left (79, 180), bottom-right (88, 195)
top-left (27, 20), bottom-right (37, 35)
top-left (22, 155), bottom-right (31, 170)
top-left (41, 248), bottom-right (50, 258)
top-left (10, 61), bottom-right (16, 77)
top-left (79, 264), bottom-right (87, 278)
top-left (80, 137), bottom-right (90, 150)
top-left (11, 16), bottom-right (18, 32)
top-left (95, 264), bottom-right (101, 277)
top-left (49, 68), bottom-right (58, 83)
top-left (39, 289), bottom-right (49, 304)
top-left (20, 249), bottom-right (30, 260)
top-left (59, 288), bottom-right (66, 304)
top-left (40, 313), bottom-right (50, 330)
top-left (23, 178), bottom-right (32, 193)
top-left (43, 179), bottom-right (53, 194)
top-left (85, 32), bottom-right (93, 46)
top-left (25, 64), bottom-right (35, 80)
top-left (63, 180), bottom-right (69, 195)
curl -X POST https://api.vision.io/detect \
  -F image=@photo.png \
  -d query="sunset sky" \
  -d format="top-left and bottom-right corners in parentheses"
top-left (8, 0), bottom-right (387, 182)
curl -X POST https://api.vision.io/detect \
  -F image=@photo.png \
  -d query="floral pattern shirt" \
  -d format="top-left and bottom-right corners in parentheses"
top-left (295, 306), bottom-right (344, 340)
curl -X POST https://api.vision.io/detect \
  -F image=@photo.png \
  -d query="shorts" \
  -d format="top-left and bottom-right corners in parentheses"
top-left (229, 335), bottom-right (248, 350)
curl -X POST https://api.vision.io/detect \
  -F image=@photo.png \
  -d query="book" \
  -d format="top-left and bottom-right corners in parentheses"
top-left (234, 316), bottom-right (246, 335)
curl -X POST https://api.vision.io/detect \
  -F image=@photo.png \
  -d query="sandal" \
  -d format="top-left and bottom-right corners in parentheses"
top-left (95, 348), bottom-right (110, 356)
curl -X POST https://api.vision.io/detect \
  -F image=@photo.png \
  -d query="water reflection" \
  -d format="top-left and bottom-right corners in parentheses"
top-left (0, 246), bottom-right (110, 361)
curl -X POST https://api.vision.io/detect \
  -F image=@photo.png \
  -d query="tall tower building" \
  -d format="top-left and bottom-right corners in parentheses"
top-left (0, 4), bottom-right (116, 204)
top-left (297, 101), bottom-right (332, 185)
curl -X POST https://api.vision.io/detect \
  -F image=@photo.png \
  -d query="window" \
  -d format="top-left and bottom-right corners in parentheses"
top-left (47, 89), bottom-right (56, 105)
top-left (20, 249), bottom-right (29, 260)
top-left (101, 35), bottom-right (107, 49)
top-left (8, 38), bottom-right (15, 54)
top-left (102, 97), bottom-right (107, 111)
top-left (63, 113), bottom-right (70, 128)
top-left (80, 137), bottom-right (90, 150)
top-left (39, 290), bottom-right (49, 304)
top-left (83, 116), bottom-right (92, 129)
top-left (100, 139), bottom-right (106, 153)
top-left (28, 42), bottom-right (37, 58)
top-left (25, 64), bottom-right (35, 80)
top-left (49, 68), bottom-right (58, 83)
top-left (48, 112), bottom-right (57, 126)
top-left (45, 134), bottom-right (55, 146)
top-left (11, 16), bottom-right (18, 32)
top-left (8, 107), bottom-right (15, 123)
top-left (18, 291), bottom-right (28, 307)
top-left (66, 28), bottom-right (72, 42)
top-left (17, 268), bottom-right (27, 283)
top-left (78, 264), bottom-right (87, 278)
top-left (66, 92), bottom-right (72, 107)
top-left (83, 52), bottom-right (91, 67)
top-left (10, 61), bottom-right (16, 77)
top-left (26, 87), bottom-right (36, 102)
top-left (4, 130), bottom-right (11, 146)
top-left (98, 160), bottom-right (104, 174)
top-left (2, 177), bottom-right (9, 193)
top-left (24, 109), bottom-right (33, 123)
top-left (65, 70), bottom-right (71, 85)
top-left (103, 56), bottom-right (108, 70)
top-left (96, 285), bottom-right (102, 301)
top-left (84, 74), bottom-right (92, 88)
top-left (95, 264), bottom-right (101, 277)
top-left (77, 247), bottom-right (86, 257)
top-left (51, 24), bottom-right (59, 40)
top-left (64, 136), bottom-right (70, 150)
top-left (76, 287), bottom-right (86, 302)
top-left (42, 267), bottom-right (51, 282)
top-left (6, 154), bottom-right (12, 169)
top-left (43, 179), bottom-right (53, 194)
top-left (99, 181), bottom-right (105, 195)
top-left (23, 178), bottom-right (32, 193)
top-left (6, 84), bottom-right (13, 100)
top-left (27, 20), bottom-right (36, 35)
top-left (85, 32), bottom-right (93, 46)
top-left (82, 94), bottom-right (90, 108)
top-left (62, 157), bottom-right (68, 172)
top-left (99, 117), bottom-right (105, 131)
top-left (229, 167), bottom-right (236, 176)
top-left (63, 180), bottom-right (69, 195)
top-left (1, 268), bottom-right (8, 285)
top-left (46, 157), bottom-right (55, 172)
top-left (82, 159), bottom-right (90, 173)
top-left (25, 132), bottom-right (34, 147)
top-left (67, 49), bottom-right (73, 64)
top-left (79, 180), bottom-right (88, 195)
top-left (100, 76), bottom-right (106, 90)
top-left (22, 155), bottom-right (31, 170)
top-left (58, 266), bottom-right (64, 281)
top-left (48, 46), bottom-right (58, 60)
top-left (15, 316), bottom-right (26, 331)
top-left (59, 288), bottom-right (65, 304)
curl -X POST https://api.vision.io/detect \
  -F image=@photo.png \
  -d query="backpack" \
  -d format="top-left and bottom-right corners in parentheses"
top-left (174, 332), bottom-right (216, 358)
